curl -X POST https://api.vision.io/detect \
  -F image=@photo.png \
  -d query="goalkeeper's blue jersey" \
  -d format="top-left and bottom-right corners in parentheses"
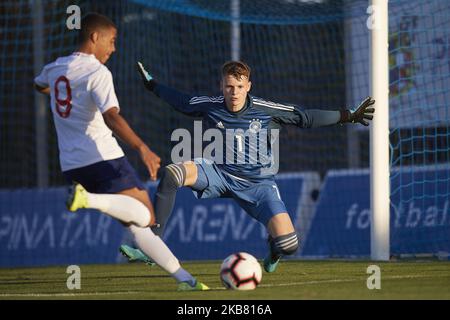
top-left (153, 83), bottom-right (322, 182)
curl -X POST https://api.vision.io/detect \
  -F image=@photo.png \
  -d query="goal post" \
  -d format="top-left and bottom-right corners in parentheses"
top-left (370, 0), bottom-right (390, 261)
top-left (230, 0), bottom-right (240, 61)
top-left (31, 0), bottom-right (48, 188)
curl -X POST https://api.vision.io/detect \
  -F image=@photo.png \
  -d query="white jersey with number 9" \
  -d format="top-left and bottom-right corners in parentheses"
top-left (34, 52), bottom-right (124, 171)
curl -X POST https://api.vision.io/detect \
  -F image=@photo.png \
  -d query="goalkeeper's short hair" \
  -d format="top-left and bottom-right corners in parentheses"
top-left (221, 60), bottom-right (251, 81)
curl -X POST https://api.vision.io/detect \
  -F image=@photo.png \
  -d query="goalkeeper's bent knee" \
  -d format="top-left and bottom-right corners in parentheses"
top-left (158, 163), bottom-right (186, 193)
top-left (270, 232), bottom-right (299, 256)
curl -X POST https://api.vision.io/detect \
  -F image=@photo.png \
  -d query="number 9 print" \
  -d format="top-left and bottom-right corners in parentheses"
top-left (54, 76), bottom-right (72, 118)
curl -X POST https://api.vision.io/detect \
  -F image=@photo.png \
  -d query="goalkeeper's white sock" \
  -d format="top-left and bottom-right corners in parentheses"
top-left (127, 225), bottom-right (195, 284)
top-left (85, 192), bottom-right (151, 227)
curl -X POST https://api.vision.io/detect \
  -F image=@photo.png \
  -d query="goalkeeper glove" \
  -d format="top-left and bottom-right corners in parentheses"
top-left (137, 61), bottom-right (156, 91)
top-left (339, 96), bottom-right (375, 126)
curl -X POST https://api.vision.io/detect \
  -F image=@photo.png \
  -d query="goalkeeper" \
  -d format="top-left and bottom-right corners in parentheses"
top-left (120, 61), bottom-right (375, 272)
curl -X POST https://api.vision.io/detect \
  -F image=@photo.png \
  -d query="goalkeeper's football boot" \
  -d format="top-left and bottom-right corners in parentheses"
top-left (177, 280), bottom-right (210, 292)
top-left (119, 244), bottom-right (155, 266)
top-left (263, 236), bottom-right (281, 273)
top-left (66, 183), bottom-right (88, 212)
top-left (263, 253), bottom-right (281, 273)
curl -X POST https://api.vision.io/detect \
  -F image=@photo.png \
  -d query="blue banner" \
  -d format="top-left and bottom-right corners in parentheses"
top-left (302, 166), bottom-right (450, 257)
top-left (0, 173), bottom-right (315, 267)
top-left (0, 188), bottom-right (124, 267)
top-left (2, 167), bottom-right (447, 267)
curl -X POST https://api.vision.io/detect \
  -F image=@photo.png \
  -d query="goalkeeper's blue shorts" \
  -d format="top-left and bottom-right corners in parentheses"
top-left (191, 158), bottom-right (287, 226)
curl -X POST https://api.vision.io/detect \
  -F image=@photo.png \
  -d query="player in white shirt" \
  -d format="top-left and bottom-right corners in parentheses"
top-left (34, 12), bottom-right (208, 291)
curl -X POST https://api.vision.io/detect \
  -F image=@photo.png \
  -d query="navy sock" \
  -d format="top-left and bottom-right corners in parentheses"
top-left (153, 164), bottom-right (186, 237)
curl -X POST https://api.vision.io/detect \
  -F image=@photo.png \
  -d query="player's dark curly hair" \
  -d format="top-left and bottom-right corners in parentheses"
top-left (79, 12), bottom-right (116, 43)
top-left (221, 61), bottom-right (251, 80)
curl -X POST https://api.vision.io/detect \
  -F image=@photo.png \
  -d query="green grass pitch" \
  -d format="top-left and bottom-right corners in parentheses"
top-left (0, 260), bottom-right (449, 299)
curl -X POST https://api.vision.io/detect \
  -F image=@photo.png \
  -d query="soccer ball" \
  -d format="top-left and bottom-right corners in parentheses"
top-left (220, 252), bottom-right (262, 290)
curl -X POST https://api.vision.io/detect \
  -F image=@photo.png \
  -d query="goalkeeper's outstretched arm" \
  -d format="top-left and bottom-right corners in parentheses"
top-left (136, 61), bottom-right (206, 117)
top-left (267, 97), bottom-right (375, 128)
top-left (305, 96), bottom-right (375, 128)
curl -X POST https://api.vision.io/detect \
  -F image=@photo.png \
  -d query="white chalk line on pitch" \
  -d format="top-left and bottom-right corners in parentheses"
top-left (249, 274), bottom-right (450, 290)
top-left (0, 274), bottom-right (447, 296)
top-left (212, 274), bottom-right (450, 290)
top-left (0, 291), bottom-right (142, 297)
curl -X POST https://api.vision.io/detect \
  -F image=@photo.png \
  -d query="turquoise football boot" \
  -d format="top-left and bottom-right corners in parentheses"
top-left (119, 244), bottom-right (155, 266)
top-left (263, 253), bottom-right (281, 273)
